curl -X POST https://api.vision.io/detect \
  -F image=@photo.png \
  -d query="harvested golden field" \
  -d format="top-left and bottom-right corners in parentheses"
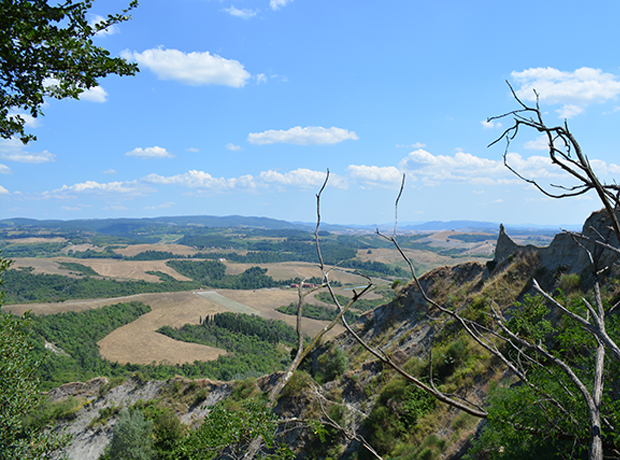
top-left (112, 243), bottom-right (200, 257)
top-left (223, 260), bottom-right (369, 285)
top-left (6, 288), bottom-right (346, 365)
top-left (10, 257), bottom-right (192, 282)
top-left (355, 247), bottom-right (491, 275)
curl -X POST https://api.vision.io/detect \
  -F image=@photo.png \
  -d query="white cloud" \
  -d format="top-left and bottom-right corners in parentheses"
top-left (223, 5), bottom-right (257, 19)
top-left (57, 180), bottom-right (142, 194)
top-left (523, 135), bottom-right (549, 150)
top-left (396, 142), bottom-right (426, 148)
top-left (270, 0), bottom-right (292, 10)
top-left (0, 164), bottom-right (12, 174)
top-left (79, 86), bottom-right (108, 103)
top-left (225, 143), bottom-right (242, 151)
top-left (102, 169), bottom-right (118, 175)
top-left (347, 165), bottom-right (402, 185)
top-left (125, 146), bottom-right (175, 159)
top-left (89, 14), bottom-right (119, 36)
top-left (0, 138), bottom-right (56, 163)
top-left (511, 67), bottom-right (620, 118)
top-left (556, 104), bottom-right (583, 119)
top-left (481, 119), bottom-right (502, 129)
top-left (398, 149), bottom-right (567, 185)
top-left (256, 73), bottom-right (267, 84)
top-left (248, 126), bottom-right (359, 145)
top-left (124, 47), bottom-right (251, 87)
top-left (143, 170), bottom-right (257, 190)
top-left (186, 147), bottom-right (200, 152)
top-left (0, 185), bottom-right (9, 194)
top-left (259, 168), bottom-right (344, 188)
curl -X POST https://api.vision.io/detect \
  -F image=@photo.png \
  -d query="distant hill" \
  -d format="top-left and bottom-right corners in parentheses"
top-left (0, 215), bottom-right (579, 235)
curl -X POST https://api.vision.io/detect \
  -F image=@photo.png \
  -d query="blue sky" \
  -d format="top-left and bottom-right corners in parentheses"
top-left (2, 0), bottom-right (620, 227)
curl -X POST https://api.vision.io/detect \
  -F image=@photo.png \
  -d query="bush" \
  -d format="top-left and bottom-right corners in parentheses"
top-left (102, 408), bottom-right (155, 460)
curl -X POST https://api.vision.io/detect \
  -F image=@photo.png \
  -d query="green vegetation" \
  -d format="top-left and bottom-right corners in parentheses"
top-left (0, 241), bottom-right (68, 258)
top-left (3, 268), bottom-right (201, 304)
top-left (101, 409), bottom-right (155, 460)
top-left (167, 259), bottom-right (299, 289)
top-left (0, 256), bottom-right (67, 458)
top-left (30, 302), bottom-right (152, 388)
top-left (157, 312), bottom-right (297, 376)
top-left (25, 303), bottom-right (300, 389)
top-left (363, 375), bottom-right (436, 458)
top-left (448, 233), bottom-right (493, 243)
top-left (276, 302), bottom-right (359, 323)
top-left (57, 261), bottom-right (99, 276)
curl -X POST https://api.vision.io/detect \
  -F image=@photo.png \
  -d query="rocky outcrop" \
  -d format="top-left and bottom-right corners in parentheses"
top-left (49, 376), bottom-right (232, 460)
top-left (494, 209), bottom-right (620, 274)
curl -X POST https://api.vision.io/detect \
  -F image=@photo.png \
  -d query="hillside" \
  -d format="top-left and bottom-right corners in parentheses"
top-left (33, 209), bottom-right (618, 459)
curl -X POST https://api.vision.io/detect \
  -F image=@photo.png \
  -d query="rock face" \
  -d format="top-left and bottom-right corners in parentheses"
top-left (49, 376), bottom-right (232, 460)
top-left (494, 209), bottom-right (620, 274)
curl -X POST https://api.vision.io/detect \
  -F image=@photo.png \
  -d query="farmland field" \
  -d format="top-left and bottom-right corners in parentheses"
top-left (5, 287), bottom-right (346, 365)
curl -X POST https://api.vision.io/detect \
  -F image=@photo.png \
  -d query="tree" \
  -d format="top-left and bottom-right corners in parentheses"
top-left (102, 408), bottom-right (155, 460)
top-left (0, 0), bottom-right (139, 143)
top-left (0, 256), bottom-right (68, 459)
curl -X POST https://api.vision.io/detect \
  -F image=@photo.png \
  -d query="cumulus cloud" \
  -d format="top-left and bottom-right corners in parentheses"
top-left (248, 126), bottom-right (359, 145)
top-left (143, 170), bottom-right (257, 190)
top-left (186, 147), bottom-right (200, 152)
top-left (225, 143), bottom-right (242, 151)
top-left (125, 146), bottom-right (175, 159)
top-left (123, 47), bottom-right (251, 87)
top-left (0, 164), bottom-right (12, 174)
top-left (270, 0), bottom-right (292, 10)
top-left (79, 86), bottom-right (108, 103)
top-left (511, 67), bottom-right (620, 118)
top-left (347, 165), bottom-right (402, 185)
top-left (556, 104), bottom-right (583, 119)
top-left (57, 180), bottom-right (142, 194)
top-left (259, 168), bottom-right (344, 188)
top-left (0, 138), bottom-right (56, 163)
top-left (398, 149), bottom-right (564, 185)
top-left (223, 5), bottom-right (257, 19)
top-left (0, 185), bottom-right (9, 194)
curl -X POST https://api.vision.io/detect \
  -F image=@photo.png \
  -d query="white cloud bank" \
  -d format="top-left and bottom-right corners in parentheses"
top-left (0, 164), bottom-right (12, 174)
top-left (57, 181), bottom-right (142, 194)
top-left (0, 185), bottom-right (9, 194)
top-left (511, 67), bottom-right (620, 118)
top-left (124, 47), bottom-right (251, 87)
top-left (248, 126), bottom-right (359, 145)
top-left (143, 170), bottom-right (256, 190)
top-left (347, 165), bottom-right (402, 185)
top-left (125, 146), bottom-right (175, 159)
